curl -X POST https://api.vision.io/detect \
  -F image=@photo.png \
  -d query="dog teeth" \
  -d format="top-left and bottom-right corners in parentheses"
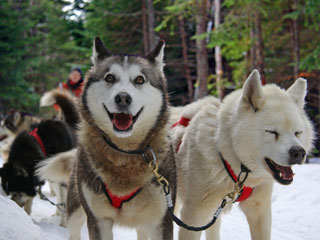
top-left (279, 172), bottom-right (283, 178)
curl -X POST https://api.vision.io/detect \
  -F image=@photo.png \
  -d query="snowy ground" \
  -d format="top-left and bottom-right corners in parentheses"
top-left (1, 157), bottom-right (320, 240)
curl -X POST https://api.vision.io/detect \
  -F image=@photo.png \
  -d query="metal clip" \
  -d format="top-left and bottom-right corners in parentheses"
top-left (223, 180), bottom-right (244, 204)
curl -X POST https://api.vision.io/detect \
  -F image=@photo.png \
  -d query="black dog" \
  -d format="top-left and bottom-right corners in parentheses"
top-left (0, 119), bottom-right (76, 214)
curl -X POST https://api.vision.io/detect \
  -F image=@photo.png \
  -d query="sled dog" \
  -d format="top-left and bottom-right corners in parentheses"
top-left (0, 110), bottom-right (40, 161)
top-left (0, 92), bottom-right (77, 215)
top-left (39, 90), bottom-right (80, 226)
top-left (43, 37), bottom-right (177, 240)
top-left (171, 70), bottom-right (314, 240)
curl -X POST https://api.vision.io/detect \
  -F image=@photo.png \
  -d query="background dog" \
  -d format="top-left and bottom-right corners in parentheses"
top-left (0, 110), bottom-right (40, 161)
top-left (0, 92), bottom-right (78, 216)
top-left (171, 70), bottom-right (314, 240)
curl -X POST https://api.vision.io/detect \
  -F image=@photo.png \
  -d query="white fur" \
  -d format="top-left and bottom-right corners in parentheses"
top-left (155, 43), bottom-right (165, 72)
top-left (36, 149), bottom-right (76, 183)
top-left (86, 63), bottom-right (163, 139)
top-left (171, 70), bottom-right (314, 240)
top-left (40, 91), bottom-right (57, 107)
top-left (0, 120), bottom-right (15, 161)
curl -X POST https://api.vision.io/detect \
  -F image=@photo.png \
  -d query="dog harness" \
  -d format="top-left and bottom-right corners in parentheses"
top-left (172, 116), bottom-right (253, 202)
top-left (220, 156), bottom-right (253, 202)
top-left (172, 117), bottom-right (190, 153)
top-left (102, 183), bottom-right (142, 209)
top-left (29, 128), bottom-right (47, 156)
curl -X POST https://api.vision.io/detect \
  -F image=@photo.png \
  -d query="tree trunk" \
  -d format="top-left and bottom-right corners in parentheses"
top-left (142, 0), bottom-right (149, 55)
top-left (290, 0), bottom-right (300, 79)
top-left (250, 16), bottom-right (257, 69)
top-left (194, 0), bottom-right (208, 100)
top-left (146, 0), bottom-right (159, 51)
top-left (254, 8), bottom-right (266, 85)
top-left (178, 16), bottom-right (193, 102)
top-left (214, 0), bottom-right (223, 99)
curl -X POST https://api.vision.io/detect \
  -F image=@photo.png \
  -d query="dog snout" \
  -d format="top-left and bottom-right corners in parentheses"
top-left (115, 92), bottom-right (132, 109)
top-left (289, 146), bottom-right (306, 164)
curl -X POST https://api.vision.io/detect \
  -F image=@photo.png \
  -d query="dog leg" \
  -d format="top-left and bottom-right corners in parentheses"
top-left (239, 183), bottom-right (273, 240)
top-left (58, 183), bottom-right (68, 227)
top-left (137, 228), bottom-right (150, 240)
top-left (49, 182), bottom-right (56, 196)
top-left (178, 202), bottom-right (211, 240)
top-left (67, 206), bottom-right (86, 240)
top-left (148, 225), bottom-right (164, 240)
top-left (24, 197), bottom-right (33, 215)
top-left (88, 217), bottom-right (113, 240)
top-left (205, 217), bottom-right (221, 240)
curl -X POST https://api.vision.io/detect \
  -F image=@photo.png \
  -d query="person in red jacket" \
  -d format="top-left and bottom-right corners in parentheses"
top-left (58, 67), bottom-right (84, 97)
top-left (53, 67), bottom-right (84, 112)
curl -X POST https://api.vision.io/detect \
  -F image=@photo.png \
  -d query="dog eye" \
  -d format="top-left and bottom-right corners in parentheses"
top-left (295, 131), bottom-right (302, 137)
top-left (265, 130), bottom-right (279, 139)
top-left (105, 74), bottom-right (116, 83)
top-left (134, 76), bottom-right (145, 85)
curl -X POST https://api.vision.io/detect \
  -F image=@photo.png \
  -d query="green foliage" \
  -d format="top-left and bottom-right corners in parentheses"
top-left (0, 0), bottom-right (89, 113)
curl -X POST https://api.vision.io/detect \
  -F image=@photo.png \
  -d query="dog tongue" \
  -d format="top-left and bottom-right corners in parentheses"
top-left (112, 113), bottom-right (133, 130)
top-left (276, 165), bottom-right (294, 180)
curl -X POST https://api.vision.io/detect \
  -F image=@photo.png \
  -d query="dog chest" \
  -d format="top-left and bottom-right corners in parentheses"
top-left (81, 182), bottom-right (167, 227)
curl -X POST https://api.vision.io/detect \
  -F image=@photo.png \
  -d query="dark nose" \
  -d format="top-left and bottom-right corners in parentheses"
top-left (114, 92), bottom-right (132, 109)
top-left (289, 146), bottom-right (306, 164)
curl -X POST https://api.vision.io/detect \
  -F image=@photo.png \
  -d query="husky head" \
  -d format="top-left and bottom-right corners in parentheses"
top-left (219, 70), bottom-right (314, 185)
top-left (0, 110), bottom-right (22, 143)
top-left (81, 37), bottom-right (168, 146)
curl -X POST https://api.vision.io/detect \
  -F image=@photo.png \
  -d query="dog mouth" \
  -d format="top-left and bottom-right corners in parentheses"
top-left (0, 134), bottom-right (8, 142)
top-left (265, 158), bottom-right (294, 185)
top-left (103, 104), bottom-right (143, 131)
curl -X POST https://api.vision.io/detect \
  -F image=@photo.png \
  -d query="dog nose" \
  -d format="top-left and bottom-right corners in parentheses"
top-left (289, 146), bottom-right (306, 164)
top-left (115, 92), bottom-right (132, 109)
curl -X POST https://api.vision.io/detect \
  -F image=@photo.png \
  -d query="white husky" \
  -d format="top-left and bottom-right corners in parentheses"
top-left (171, 70), bottom-right (314, 240)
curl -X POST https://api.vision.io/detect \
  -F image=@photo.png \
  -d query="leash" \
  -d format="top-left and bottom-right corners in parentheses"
top-left (145, 148), bottom-right (250, 232)
top-left (37, 186), bottom-right (66, 213)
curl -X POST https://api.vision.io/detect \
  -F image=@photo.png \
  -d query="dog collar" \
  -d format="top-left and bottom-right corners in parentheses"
top-left (102, 182), bottom-right (142, 209)
top-left (29, 128), bottom-right (47, 156)
top-left (102, 134), bottom-right (149, 155)
top-left (219, 153), bottom-right (252, 202)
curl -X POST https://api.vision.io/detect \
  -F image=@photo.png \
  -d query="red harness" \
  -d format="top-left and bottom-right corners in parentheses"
top-left (172, 117), bottom-right (191, 153)
top-left (221, 158), bottom-right (253, 202)
top-left (172, 116), bottom-right (253, 202)
top-left (172, 117), bottom-right (190, 128)
top-left (29, 128), bottom-right (47, 156)
top-left (103, 183), bottom-right (142, 209)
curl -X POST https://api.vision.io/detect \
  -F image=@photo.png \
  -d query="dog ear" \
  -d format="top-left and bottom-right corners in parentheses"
top-left (91, 36), bottom-right (110, 65)
top-left (241, 69), bottom-right (264, 112)
top-left (146, 40), bottom-right (165, 72)
top-left (287, 78), bottom-right (307, 108)
top-left (13, 112), bottom-right (21, 126)
top-left (13, 163), bottom-right (29, 178)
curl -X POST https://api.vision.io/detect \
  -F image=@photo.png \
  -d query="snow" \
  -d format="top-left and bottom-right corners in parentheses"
top-left (0, 195), bottom-right (42, 240)
top-left (1, 156), bottom-right (320, 240)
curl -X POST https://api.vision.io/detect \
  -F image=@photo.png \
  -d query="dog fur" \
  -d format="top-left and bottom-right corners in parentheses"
top-left (51, 37), bottom-right (177, 240)
top-left (170, 70), bottom-right (314, 240)
top-left (0, 110), bottom-right (40, 161)
top-left (0, 92), bottom-right (78, 215)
